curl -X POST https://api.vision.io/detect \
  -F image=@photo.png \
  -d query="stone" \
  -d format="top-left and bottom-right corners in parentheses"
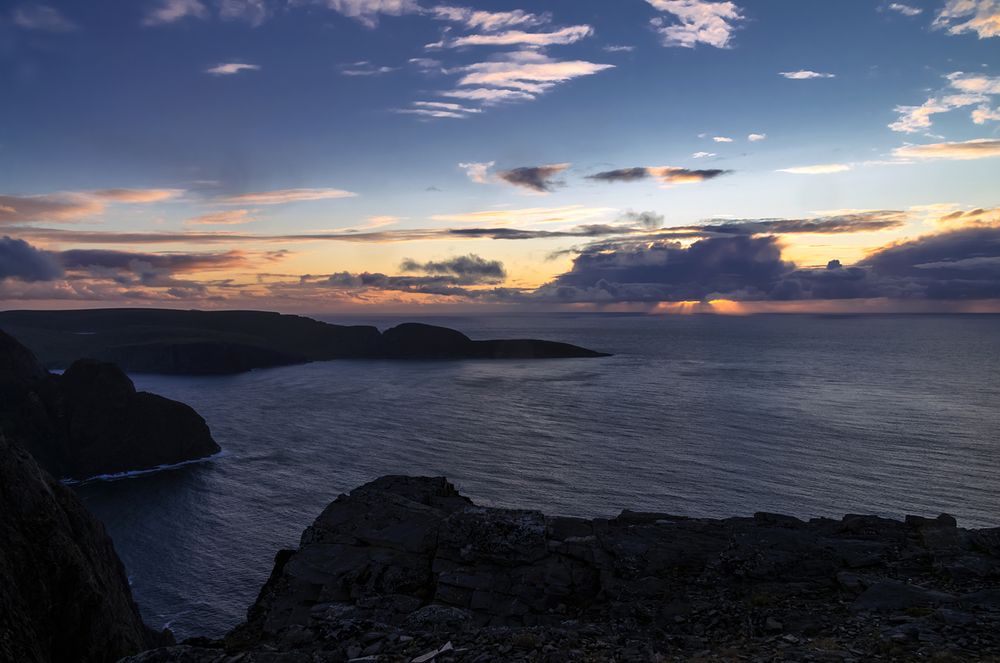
top-left (851, 580), bottom-right (957, 612)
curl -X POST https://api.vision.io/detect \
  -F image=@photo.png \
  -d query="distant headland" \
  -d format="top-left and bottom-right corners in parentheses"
top-left (0, 308), bottom-right (609, 375)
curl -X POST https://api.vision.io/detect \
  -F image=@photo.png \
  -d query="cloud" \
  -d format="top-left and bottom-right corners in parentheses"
top-left (712, 136), bottom-right (733, 142)
top-left (546, 234), bottom-right (792, 302)
top-left (780, 70), bottom-right (836, 79)
top-left (458, 161), bottom-right (495, 184)
top-left (646, 0), bottom-right (744, 48)
top-left (339, 61), bottom-right (396, 76)
top-left (0, 237), bottom-right (63, 282)
top-left (893, 138), bottom-right (1000, 160)
top-left (778, 163), bottom-right (852, 174)
top-left (439, 88), bottom-right (535, 104)
top-left (143, 0), bottom-right (209, 25)
top-left (218, 0), bottom-right (271, 26)
top-left (57, 248), bottom-right (248, 273)
top-left (973, 105), bottom-right (1000, 123)
top-left (534, 221), bottom-right (1000, 304)
top-left (886, 3), bottom-right (923, 16)
top-left (438, 25), bottom-right (593, 48)
top-left (691, 151), bottom-right (716, 158)
top-left (603, 44), bottom-right (635, 52)
top-left (889, 72), bottom-right (1000, 132)
top-left (205, 62), bottom-right (261, 75)
top-left (430, 204), bottom-right (612, 226)
top-left (313, 0), bottom-right (420, 27)
top-left (497, 164), bottom-right (570, 193)
top-left (586, 166), bottom-right (730, 185)
top-left (453, 50), bottom-right (614, 95)
top-left (90, 188), bottom-right (184, 202)
top-left (11, 5), bottom-right (78, 31)
top-left (400, 253), bottom-right (506, 281)
top-left (216, 188), bottom-right (357, 204)
top-left (933, 0), bottom-right (1000, 39)
top-left (0, 194), bottom-right (103, 223)
top-left (396, 101), bottom-right (481, 119)
top-left (429, 6), bottom-right (549, 31)
top-left (748, 133), bottom-right (767, 142)
top-left (185, 209), bottom-right (255, 225)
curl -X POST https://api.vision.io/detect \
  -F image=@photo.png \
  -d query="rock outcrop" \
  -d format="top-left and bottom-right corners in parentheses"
top-left (124, 476), bottom-right (1000, 662)
top-left (0, 330), bottom-right (220, 480)
top-left (0, 432), bottom-right (171, 662)
top-left (0, 309), bottom-right (608, 374)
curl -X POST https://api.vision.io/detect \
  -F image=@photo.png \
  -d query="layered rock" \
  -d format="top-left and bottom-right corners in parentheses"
top-left (125, 476), bottom-right (1000, 662)
top-left (0, 309), bottom-right (608, 374)
top-left (0, 432), bottom-right (170, 662)
top-left (0, 330), bottom-right (220, 480)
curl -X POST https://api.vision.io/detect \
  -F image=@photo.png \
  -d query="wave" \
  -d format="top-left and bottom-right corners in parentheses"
top-left (61, 450), bottom-right (227, 486)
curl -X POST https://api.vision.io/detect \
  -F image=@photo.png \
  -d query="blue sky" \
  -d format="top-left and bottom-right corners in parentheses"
top-left (1, 0), bottom-right (999, 312)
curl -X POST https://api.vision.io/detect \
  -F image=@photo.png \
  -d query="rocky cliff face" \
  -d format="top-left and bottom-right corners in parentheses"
top-left (124, 476), bottom-right (1000, 662)
top-left (0, 432), bottom-right (170, 662)
top-left (0, 329), bottom-right (220, 480)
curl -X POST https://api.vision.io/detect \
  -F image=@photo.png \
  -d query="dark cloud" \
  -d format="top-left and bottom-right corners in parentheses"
top-left (497, 164), bottom-right (569, 192)
top-left (545, 235), bottom-right (793, 302)
top-left (539, 226), bottom-right (1000, 304)
top-left (587, 167), bottom-right (730, 184)
top-left (400, 254), bottom-right (506, 282)
top-left (58, 249), bottom-right (247, 272)
top-left (0, 236), bottom-right (64, 281)
top-left (699, 211), bottom-right (908, 235)
top-left (309, 272), bottom-right (484, 297)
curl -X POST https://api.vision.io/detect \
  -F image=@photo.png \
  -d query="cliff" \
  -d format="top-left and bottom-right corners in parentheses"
top-left (0, 432), bottom-right (170, 662)
top-left (0, 330), bottom-right (220, 480)
top-left (0, 309), bottom-right (609, 374)
top-left (124, 476), bottom-right (1000, 662)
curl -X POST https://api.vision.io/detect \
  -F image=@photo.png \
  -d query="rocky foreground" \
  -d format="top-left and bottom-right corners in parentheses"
top-left (126, 476), bottom-right (1000, 663)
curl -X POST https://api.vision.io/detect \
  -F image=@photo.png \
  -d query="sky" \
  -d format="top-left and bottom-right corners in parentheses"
top-left (1, 0), bottom-right (999, 314)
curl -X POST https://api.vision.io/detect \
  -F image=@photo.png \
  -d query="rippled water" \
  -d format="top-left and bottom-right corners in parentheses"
top-left (76, 313), bottom-right (1000, 639)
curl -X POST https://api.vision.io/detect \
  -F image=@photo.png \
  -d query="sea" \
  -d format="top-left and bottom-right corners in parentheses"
top-left (75, 313), bottom-right (1000, 640)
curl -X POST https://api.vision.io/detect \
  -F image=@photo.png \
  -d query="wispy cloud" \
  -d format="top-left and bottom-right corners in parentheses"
top-left (430, 204), bottom-right (613, 226)
top-left (339, 61), bottom-right (396, 76)
top-left (429, 6), bottom-right (550, 31)
top-left (603, 44), bottom-right (635, 52)
top-left (217, 188), bottom-right (357, 204)
top-left (889, 72), bottom-right (1000, 132)
top-left (778, 163), bottom-right (852, 174)
top-left (692, 151), bottom-right (716, 158)
top-left (143, 0), bottom-right (208, 25)
top-left (587, 166), bottom-right (730, 185)
top-left (748, 132), bottom-right (767, 142)
top-left (885, 3), bottom-right (923, 17)
top-left (185, 209), bottom-right (255, 225)
top-left (205, 62), bottom-right (260, 75)
top-left (646, 0), bottom-right (745, 49)
top-left (497, 164), bottom-right (570, 192)
top-left (440, 88), bottom-right (535, 104)
top-left (780, 70), bottom-right (836, 79)
top-left (316, 0), bottom-right (421, 28)
top-left (396, 101), bottom-right (481, 119)
top-left (453, 50), bottom-right (614, 95)
top-left (458, 161), bottom-right (495, 184)
top-left (893, 138), bottom-right (1000, 160)
top-left (436, 25), bottom-right (593, 48)
top-left (1, 188), bottom-right (182, 223)
top-left (12, 4), bottom-right (78, 31)
top-left (933, 0), bottom-right (1000, 39)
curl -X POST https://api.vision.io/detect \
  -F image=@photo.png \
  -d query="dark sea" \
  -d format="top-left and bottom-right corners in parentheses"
top-left (75, 314), bottom-right (1000, 640)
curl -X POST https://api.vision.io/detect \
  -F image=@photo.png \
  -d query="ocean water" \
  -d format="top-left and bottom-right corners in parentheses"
top-left (75, 314), bottom-right (1000, 640)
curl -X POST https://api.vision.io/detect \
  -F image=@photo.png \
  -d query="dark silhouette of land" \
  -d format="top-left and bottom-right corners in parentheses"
top-left (0, 330), bottom-right (220, 480)
top-left (0, 308), bottom-right (609, 374)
